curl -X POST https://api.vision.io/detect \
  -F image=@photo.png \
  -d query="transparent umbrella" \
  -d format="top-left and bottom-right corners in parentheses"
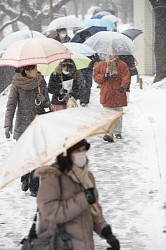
top-left (84, 31), bottom-right (137, 55)
top-left (0, 30), bottom-right (46, 50)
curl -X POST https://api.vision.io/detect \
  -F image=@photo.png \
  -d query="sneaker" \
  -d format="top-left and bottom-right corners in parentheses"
top-left (115, 133), bottom-right (122, 139)
top-left (21, 180), bottom-right (29, 192)
top-left (80, 103), bottom-right (86, 107)
top-left (103, 135), bottom-right (114, 143)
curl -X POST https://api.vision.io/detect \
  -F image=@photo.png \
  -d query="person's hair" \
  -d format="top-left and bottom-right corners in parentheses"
top-left (56, 28), bottom-right (67, 33)
top-left (57, 139), bottom-right (90, 172)
top-left (80, 31), bottom-right (91, 43)
top-left (56, 59), bottom-right (76, 75)
top-left (16, 65), bottom-right (36, 77)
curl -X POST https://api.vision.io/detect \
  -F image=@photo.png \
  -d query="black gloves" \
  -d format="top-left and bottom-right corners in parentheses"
top-left (5, 126), bottom-right (12, 139)
top-left (84, 188), bottom-right (96, 205)
top-left (118, 87), bottom-right (126, 93)
top-left (101, 225), bottom-right (120, 250)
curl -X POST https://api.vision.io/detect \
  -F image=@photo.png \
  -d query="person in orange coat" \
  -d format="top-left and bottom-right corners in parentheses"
top-left (93, 54), bottom-right (130, 142)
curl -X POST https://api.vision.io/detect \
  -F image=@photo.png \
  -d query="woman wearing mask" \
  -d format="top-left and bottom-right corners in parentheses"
top-left (48, 59), bottom-right (82, 111)
top-left (35, 139), bottom-right (120, 250)
top-left (4, 65), bottom-right (50, 196)
top-left (54, 28), bottom-right (71, 43)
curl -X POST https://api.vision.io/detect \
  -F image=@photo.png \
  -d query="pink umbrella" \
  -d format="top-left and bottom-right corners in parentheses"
top-left (0, 38), bottom-right (71, 67)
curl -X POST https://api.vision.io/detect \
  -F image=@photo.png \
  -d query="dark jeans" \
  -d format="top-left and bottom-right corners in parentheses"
top-left (21, 170), bottom-right (39, 193)
top-left (80, 69), bottom-right (93, 105)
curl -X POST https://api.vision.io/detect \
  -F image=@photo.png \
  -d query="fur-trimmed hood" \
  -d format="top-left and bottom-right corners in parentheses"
top-left (34, 163), bottom-right (61, 177)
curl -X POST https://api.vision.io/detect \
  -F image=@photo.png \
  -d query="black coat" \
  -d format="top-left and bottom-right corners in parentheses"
top-left (48, 72), bottom-right (81, 105)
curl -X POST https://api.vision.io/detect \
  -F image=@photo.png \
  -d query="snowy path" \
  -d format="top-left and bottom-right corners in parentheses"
top-left (0, 79), bottom-right (166, 249)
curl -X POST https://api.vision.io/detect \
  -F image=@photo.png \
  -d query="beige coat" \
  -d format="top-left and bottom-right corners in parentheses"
top-left (35, 166), bottom-right (108, 250)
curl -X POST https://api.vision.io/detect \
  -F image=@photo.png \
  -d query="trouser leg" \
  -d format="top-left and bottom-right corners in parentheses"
top-left (29, 170), bottom-right (39, 193)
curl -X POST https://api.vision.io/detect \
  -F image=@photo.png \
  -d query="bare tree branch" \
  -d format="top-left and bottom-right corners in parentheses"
top-left (0, 15), bottom-right (19, 32)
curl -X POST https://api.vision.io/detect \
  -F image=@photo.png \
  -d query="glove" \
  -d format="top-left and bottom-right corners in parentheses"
top-left (118, 87), bottom-right (126, 93)
top-left (36, 93), bottom-right (45, 103)
top-left (101, 225), bottom-right (120, 250)
top-left (5, 126), bottom-right (12, 139)
top-left (84, 188), bottom-right (96, 205)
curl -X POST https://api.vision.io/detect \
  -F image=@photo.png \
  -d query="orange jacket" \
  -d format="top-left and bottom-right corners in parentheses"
top-left (93, 60), bottom-right (130, 108)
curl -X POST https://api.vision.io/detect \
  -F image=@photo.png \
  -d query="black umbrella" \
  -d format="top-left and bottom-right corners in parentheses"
top-left (121, 28), bottom-right (143, 40)
top-left (70, 26), bottom-right (107, 43)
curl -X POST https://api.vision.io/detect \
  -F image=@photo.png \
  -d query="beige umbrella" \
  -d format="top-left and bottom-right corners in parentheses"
top-left (0, 107), bottom-right (123, 189)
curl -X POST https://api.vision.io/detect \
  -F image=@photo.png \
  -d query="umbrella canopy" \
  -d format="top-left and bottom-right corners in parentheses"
top-left (47, 15), bottom-right (83, 31)
top-left (0, 38), bottom-right (71, 67)
top-left (63, 42), bottom-right (95, 56)
top-left (84, 31), bottom-right (136, 55)
top-left (91, 11), bottom-right (110, 19)
top-left (70, 26), bottom-right (107, 43)
top-left (121, 28), bottom-right (143, 40)
top-left (37, 52), bottom-right (91, 75)
top-left (84, 19), bottom-right (116, 31)
top-left (0, 30), bottom-right (46, 51)
top-left (0, 107), bottom-right (122, 189)
top-left (102, 14), bottom-right (118, 23)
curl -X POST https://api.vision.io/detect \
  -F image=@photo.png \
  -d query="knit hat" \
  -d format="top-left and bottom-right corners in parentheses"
top-left (68, 139), bottom-right (90, 153)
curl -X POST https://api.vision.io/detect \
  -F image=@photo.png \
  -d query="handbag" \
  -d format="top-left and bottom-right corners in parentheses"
top-left (20, 221), bottom-right (72, 250)
top-left (66, 96), bottom-right (78, 108)
top-left (20, 177), bottom-right (72, 250)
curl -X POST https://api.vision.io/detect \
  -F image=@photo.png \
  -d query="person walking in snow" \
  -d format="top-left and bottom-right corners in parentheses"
top-left (35, 139), bottom-right (120, 250)
top-left (4, 65), bottom-right (50, 196)
top-left (79, 30), bottom-right (101, 106)
top-left (48, 59), bottom-right (82, 111)
top-left (93, 54), bottom-right (130, 142)
top-left (54, 28), bottom-right (71, 43)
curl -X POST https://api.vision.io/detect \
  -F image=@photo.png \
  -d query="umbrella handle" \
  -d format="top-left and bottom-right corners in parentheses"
top-left (35, 98), bottom-right (41, 106)
top-left (35, 86), bottom-right (42, 106)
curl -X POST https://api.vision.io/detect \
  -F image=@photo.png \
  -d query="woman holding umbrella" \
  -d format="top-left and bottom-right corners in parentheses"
top-left (48, 59), bottom-right (82, 111)
top-left (35, 139), bottom-right (120, 250)
top-left (4, 65), bottom-right (50, 196)
top-left (93, 54), bottom-right (130, 142)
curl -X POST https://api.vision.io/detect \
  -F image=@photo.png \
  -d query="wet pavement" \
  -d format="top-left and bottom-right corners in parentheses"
top-left (0, 81), bottom-right (166, 249)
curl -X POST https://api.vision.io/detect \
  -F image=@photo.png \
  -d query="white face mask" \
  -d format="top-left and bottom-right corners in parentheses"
top-left (73, 151), bottom-right (87, 168)
top-left (62, 70), bottom-right (70, 75)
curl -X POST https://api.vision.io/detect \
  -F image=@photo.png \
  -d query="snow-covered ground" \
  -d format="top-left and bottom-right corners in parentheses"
top-left (0, 76), bottom-right (166, 250)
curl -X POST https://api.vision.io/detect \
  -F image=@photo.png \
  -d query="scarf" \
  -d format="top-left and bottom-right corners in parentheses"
top-left (12, 72), bottom-right (43, 90)
top-left (105, 55), bottom-right (119, 77)
top-left (67, 164), bottom-right (101, 216)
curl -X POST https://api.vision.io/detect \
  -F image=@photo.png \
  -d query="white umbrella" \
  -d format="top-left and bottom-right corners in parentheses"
top-left (0, 38), bottom-right (71, 67)
top-left (0, 30), bottom-right (46, 50)
top-left (63, 42), bottom-right (96, 56)
top-left (84, 31), bottom-right (137, 55)
top-left (47, 15), bottom-right (83, 31)
top-left (0, 107), bottom-right (122, 189)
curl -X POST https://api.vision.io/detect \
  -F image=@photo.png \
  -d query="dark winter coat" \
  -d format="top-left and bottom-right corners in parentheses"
top-left (35, 165), bottom-right (108, 250)
top-left (93, 60), bottom-right (130, 108)
top-left (48, 71), bottom-right (82, 105)
top-left (4, 73), bottom-right (50, 140)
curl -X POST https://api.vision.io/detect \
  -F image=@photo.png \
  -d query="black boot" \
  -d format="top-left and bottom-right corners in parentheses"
top-left (29, 171), bottom-right (39, 197)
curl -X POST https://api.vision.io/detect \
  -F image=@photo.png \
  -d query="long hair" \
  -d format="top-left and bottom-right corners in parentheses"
top-left (16, 65), bottom-right (36, 77)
